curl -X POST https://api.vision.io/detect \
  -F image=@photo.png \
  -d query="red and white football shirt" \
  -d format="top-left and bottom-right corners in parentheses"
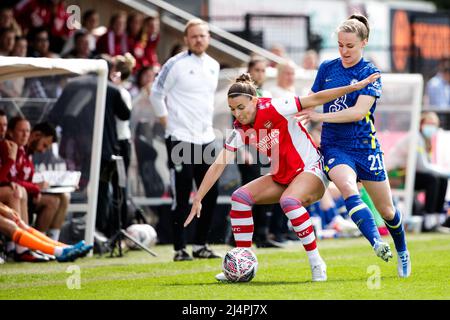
top-left (225, 97), bottom-right (323, 185)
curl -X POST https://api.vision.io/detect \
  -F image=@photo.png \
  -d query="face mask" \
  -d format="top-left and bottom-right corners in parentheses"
top-left (422, 124), bottom-right (438, 139)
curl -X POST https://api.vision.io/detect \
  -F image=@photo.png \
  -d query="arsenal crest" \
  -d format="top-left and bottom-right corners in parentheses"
top-left (263, 120), bottom-right (273, 129)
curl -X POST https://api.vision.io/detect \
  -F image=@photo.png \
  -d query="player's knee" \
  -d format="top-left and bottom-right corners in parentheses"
top-left (338, 181), bottom-right (359, 198)
top-left (18, 185), bottom-right (27, 199)
top-left (47, 196), bottom-right (60, 210)
top-left (231, 188), bottom-right (254, 207)
top-left (60, 193), bottom-right (70, 206)
top-left (0, 215), bottom-right (18, 236)
top-left (279, 195), bottom-right (306, 211)
top-left (377, 204), bottom-right (395, 220)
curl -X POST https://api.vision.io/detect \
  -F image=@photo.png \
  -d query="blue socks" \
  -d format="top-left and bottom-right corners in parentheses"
top-left (384, 208), bottom-right (407, 252)
top-left (345, 195), bottom-right (381, 246)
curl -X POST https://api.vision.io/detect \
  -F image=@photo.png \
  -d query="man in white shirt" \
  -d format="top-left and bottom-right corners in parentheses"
top-left (150, 19), bottom-right (221, 261)
top-left (425, 58), bottom-right (450, 109)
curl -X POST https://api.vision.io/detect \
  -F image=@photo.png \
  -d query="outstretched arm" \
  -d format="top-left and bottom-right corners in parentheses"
top-left (299, 73), bottom-right (380, 109)
top-left (184, 148), bottom-right (236, 227)
top-left (297, 95), bottom-right (375, 125)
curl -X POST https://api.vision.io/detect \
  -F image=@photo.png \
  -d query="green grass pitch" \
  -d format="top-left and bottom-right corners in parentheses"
top-left (0, 233), bottom-right (449, 300)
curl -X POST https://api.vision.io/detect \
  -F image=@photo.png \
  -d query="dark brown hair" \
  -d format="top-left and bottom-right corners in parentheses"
top-left (7, 115), bottom-right (27, 131)
top-left (227, 73), bottom-right (257, 98)
top-left (247, 56), bottom-right (267, 72)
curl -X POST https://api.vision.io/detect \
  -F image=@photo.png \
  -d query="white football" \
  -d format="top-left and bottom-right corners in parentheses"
top-left (125, 224), bottom-right (157, 249)
top-left (222, 247), bottom-right (258, 282)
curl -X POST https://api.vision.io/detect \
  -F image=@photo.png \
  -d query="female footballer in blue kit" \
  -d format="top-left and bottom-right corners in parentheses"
top-left (297, 13), bottom-right (411, 277)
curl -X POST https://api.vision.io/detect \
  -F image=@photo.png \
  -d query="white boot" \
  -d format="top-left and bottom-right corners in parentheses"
top-left (311, 258), bottom-right (327, 282)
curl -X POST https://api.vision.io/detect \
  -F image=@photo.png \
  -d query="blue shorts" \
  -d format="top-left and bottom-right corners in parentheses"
top-left (321, 147), bottom-right (387, 182)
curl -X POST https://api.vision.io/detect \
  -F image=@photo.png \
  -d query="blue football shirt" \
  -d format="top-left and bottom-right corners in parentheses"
top-left (311, 57), bottom-right (382, 150)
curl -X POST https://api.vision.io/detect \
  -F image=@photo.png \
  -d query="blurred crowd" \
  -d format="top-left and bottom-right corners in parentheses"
top-left (0, 1), bottom-right (164, 99)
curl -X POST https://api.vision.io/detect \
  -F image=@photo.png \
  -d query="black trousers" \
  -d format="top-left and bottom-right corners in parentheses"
top-left (415, 172), bottom-right (448, 214)
top-left (118, 139), bottom-right (131, 228)
top-left (165, 138), bottom-right (219, 251)
top-left (96, 159), bottom-right (127, 238)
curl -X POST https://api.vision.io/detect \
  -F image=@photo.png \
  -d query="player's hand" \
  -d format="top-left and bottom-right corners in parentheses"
top-left (5, 140), bottom-right (18, 161)
top-left (10, 182), bottom-right (21, 198)
top-left (184, 197), bottom-right (202, 227)
top-left (37, 181), bottom-right (49, 189)
top-left (353, 73), bottom-right (380, 91)
top-left (295, 109), bottom-right (322, 126)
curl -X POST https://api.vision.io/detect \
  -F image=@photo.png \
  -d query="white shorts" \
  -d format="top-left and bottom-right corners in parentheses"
top-left (303, 158), bottom-right (329, 190)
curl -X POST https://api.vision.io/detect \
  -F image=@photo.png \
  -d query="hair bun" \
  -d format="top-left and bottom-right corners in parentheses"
top-left (348, 13), bottom-right (369, 29)
top-left (235, 73), bottom-right (253, 84)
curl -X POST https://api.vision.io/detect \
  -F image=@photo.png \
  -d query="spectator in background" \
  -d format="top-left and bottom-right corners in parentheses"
top-left (96, 11), bottom-right (128, 57)
top-left (150, 19), bottom-right (221, 262)
top-left (167, 43), bottom-right (187, 62)
top-left (127, 13), bottom-right (144, 46)
top-left (63, 30), bottom-right (94, 59)
top-left (104, 53), bottom-right (136, 232)
top-left (130, 65), bottom-right (158, 115)
top-left (7, 118), bottom-right (70, 242)
top-left (14, 0), bottom-right (71, 53)
top-left (302, 49), bottom-right (319, 70)
top-left (131, 15), bottom-right (161, 72)
top-left (268, 43), bottom-right (286, 67)
top-left (0, 27), bottom-right (15, 56)
top-left (270, 60), bottom-right (297, 98)
top-left (129, 65), bottom-right (158, 98)
top-left (247, 56), bottom-right (271, 97)
top-left (11, 35), bottom-right (27, 57)
top-left (0, 110), bottom-right (29, 229)
top-left (0, 5), bottom-right (22, 36)
top-left (126, 12), bottom-right (144, 71)
top-left (0, 36), bottom-right (27, 98)
top-left (425, 58), bottom-right (450, 109)
top-left (0, 111), bottom-right (43, 262)
top-left (110, 53), bottom-right (135, 184)
top-left (387, 111), bottom-right (450, 231)
top-left (27, 27), bottom-right (58, 58)
top-left (24, 28), bottom-right (61, 99)
top-left (130, 65), bottom-right (167, 198)
top-left (61, 9), bottom-right (102, 57)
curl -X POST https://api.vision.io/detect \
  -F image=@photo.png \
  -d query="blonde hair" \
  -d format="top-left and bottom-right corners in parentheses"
top-left (112, 52), bottom-right (136, 81)
top-left (277, 59), bottom-right (296, 75)
top-left (337, 13), bottom-right (370, 41)
top-left (184, 18), bottom-right (209, 36)
top-left (420, 111), bottom-right (440, 127)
